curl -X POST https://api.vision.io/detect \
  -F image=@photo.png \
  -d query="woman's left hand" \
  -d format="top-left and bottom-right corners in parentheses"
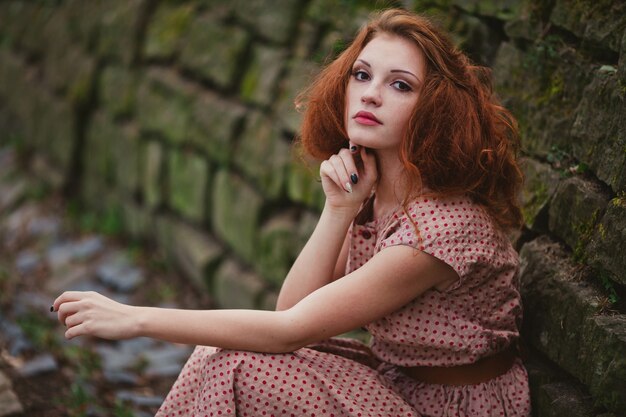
top-left (53, 291), bottom-right (138, 340)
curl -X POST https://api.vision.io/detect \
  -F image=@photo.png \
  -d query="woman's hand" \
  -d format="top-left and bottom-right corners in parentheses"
top-left (320, 144), bottom-right (377, 214)
top-left (53, 291), bottom-right (138, 340)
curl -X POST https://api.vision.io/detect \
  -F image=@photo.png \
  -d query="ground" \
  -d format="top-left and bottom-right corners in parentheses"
top-left (0, 147), bottom-right (212, 417)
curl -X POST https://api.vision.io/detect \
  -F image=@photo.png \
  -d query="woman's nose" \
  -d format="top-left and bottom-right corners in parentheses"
top-left (361, 84), bottom-right (382, 106)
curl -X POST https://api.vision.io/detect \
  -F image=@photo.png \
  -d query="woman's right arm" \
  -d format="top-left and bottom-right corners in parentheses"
top-left (275, 205), bottom-right (353, 311)
top-left (275, 147), bottom-right (375, 311)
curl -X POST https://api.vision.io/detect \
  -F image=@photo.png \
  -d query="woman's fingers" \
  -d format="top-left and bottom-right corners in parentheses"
top-left (328, 153), bottom-right (355, 193)
top-left (359, 146), bottom-right (378, 181)
top-left (320, 160), bottom-right (343, 190)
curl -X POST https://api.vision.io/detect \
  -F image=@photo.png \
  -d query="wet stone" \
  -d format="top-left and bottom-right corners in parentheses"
top-left (47, 236), bottom-right (104, 269)
top-left (0, 178), bottom-right (27, 213)
top-left (18, 353), bottom-right (59, 377)
top-left (96, 252), bottom-right (145, 293)
top-left (27, 215), bottom-right (60, 238)
top-left (97, 344), bottom-right (142, 372)
top-left (13, 291), bottom-right (53, 317)
top-left (116, 390), bottom-right (164, 408)
top-left (45, 264), bottom-right (94, 294)
top-left (0, 316), bottom-right (34, 356)
top-left (144, 345), bottom-right (192, 377)
top-left (15, 250), bottom-right (41, 275)
top-left (103, 369), bottom-right (140, 386)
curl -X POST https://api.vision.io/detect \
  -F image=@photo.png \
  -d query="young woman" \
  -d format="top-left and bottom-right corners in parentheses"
top-left (54, 9), bottom-right (530, 416)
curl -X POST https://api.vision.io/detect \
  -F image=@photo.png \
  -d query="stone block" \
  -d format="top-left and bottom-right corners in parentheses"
top-left (187, 91), bottom-right (246, 165)
top-left (168, 147), bottom-right (210, 223)
top-left (85, 115), bottom-right (140, 197)
top-left (169, 220), bottom-right (224, 290)
top-left (286, 158), bottom-right (325, 212)
top-left (307, 0), bottom-right (370, 35)
top-left (520, 237), bottom-right (626, 414)
top-left (211, 170), bottom-right (262, 263)
top-left (84, 112), bottom-right (116, 187)
top-left (112, 123), bottom-right (141, 197)
top-left (548, 176), bottom-right (610, 257)
top-left (97, 0), bottom-right (146, 65)
top-left (213, 259), bottom-right (265, 309)
top-left (520, 157), bottom-right (560, 232)
top-left (550, 0), bottom-right (626, 54)
top-left (234, 111), bottom-right (290, 199)
top-left (0, 374), bottom-right (23, 416)
top-left (276, 59), bottom-right (319, 134)
top-left (136, 69), bottom-right (195, 143)
top-left (34, 93), bottom-right (75, 175)
top-left (121, 199), bottom-right (151, 241)
top-left (100, 66), bottom-right (139, 119)
top-left (179, 15), bottom-right (248, 89)
top-left (587, 199), bottom-right (626, 286)
top-left (492, 41), bottom-right (595, 158)
top-left (619, 30), bottom-right (626, 85)
top-left (12, 3), bottom-right (55, 57)
top-left (240, 44), bottom-right (287, 105)
top-left (42, 15), bottom-right (97, 98)
top-left (144, 2), bottom-right (195, 61)
top-left (0, 2), bottom-right (29, 50)
top-left (536, 382), bottom-right (596, 417)
top-left (257, 210), bottom-right (299, 287)
top-left (451, 0), bottom-right (521, 19)
top-left (503, 0), bottom-right (552, 41)
top-left (141, 140), bottom-right (164, 209)
top-left (570, 69), bottom-right (626, 193)
top-left (62, 0), bottom-right (104, 50)
top-left (232, 0), bottom-right (300, 44)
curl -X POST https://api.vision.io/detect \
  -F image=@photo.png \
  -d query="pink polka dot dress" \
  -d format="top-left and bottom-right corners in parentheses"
top-left (156, 196), bottom-right (531, 417)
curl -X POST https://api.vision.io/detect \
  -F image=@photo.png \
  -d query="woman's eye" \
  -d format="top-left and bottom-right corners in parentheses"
top-left (392, 80), bottom-right (412, 92)
top-left (353, 70), bottom-right (370, 81)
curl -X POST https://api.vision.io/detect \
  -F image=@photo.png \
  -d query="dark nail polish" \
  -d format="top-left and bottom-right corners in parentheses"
top-left (50, 306), bottom-right (54, 312)
top-left (350, 145), bottom-right (358, 153)
top-left (350, 173), bottom-right (359, 184)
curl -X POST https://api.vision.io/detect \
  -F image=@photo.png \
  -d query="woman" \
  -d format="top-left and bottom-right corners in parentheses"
top-left (54, 9), bottom-right (530, 416)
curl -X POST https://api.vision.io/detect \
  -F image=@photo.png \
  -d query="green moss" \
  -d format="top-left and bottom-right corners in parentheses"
top-left (572, 209), bottom-right (600, 263)
top-left (522, 180), bottom-right (549, 224)
top-left (597, 222), bottom-right (607, 240)
top-left (240, 65), bottom-right (260, 99)
top-left (611, 192), bottom-right (626, 207)
top-left (145, 4), bottom-right (194, 58)
top-left (68, 72), bottom-right (94, 108)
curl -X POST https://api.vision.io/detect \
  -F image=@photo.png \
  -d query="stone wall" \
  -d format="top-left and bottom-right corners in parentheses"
top-left (0, 0), bottom-right (624, 416)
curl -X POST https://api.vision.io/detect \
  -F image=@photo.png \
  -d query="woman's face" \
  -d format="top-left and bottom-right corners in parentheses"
top-left (344, 33), bottom-right (426, 152)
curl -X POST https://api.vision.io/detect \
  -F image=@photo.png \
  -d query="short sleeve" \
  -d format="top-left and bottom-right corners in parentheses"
top-left (379, 196), bottom-right (500, 292)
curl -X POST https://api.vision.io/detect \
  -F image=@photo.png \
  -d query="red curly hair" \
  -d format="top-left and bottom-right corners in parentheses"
top-left (297, 9), bottom-right (524, 230)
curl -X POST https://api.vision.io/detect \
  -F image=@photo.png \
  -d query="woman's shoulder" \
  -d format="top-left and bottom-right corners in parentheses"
top-left (402, 194), bottom-right (492, 229)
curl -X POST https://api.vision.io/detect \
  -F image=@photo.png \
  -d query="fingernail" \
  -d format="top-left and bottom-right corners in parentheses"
top-left (50, 306), bottom-right (54, 312)
top-left (350, 173), bottom-right (358, 184)
top-left (345, 182), bottom-right (353, 193)
top-left (350, 145), bottom-right (358, 153)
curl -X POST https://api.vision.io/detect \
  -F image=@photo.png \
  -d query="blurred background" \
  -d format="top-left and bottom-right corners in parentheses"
top-left (0, 0), bottom-right (624, 416)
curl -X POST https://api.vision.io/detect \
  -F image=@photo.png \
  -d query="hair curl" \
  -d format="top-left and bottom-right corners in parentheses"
top-left (296, 8), bottom-right (524, 230)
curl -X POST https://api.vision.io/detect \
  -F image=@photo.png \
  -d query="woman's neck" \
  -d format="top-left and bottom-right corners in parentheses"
top-left (372, 149), bottom-right (408, 220)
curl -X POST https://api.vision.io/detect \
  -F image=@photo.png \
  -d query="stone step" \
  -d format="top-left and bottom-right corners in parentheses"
top-left (520, 237), bottom-right (626, 414)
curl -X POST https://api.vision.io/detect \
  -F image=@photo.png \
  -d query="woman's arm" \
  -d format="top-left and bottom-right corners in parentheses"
top-left (276, 146), bottom-right (375, 310)
top-left (53, 245), bottom-right (458, 352)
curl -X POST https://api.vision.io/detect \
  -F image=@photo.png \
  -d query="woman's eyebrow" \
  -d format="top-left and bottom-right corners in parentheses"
top-left (391, 69), bottom-right (420, 82)
top-left (356, 59), bottom-right (421, 82)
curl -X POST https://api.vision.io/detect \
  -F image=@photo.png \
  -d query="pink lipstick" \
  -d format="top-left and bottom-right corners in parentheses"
top-left (353, 111), bottom-right (382, 126)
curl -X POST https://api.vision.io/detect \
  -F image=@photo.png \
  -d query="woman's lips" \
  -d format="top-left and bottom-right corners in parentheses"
top-left (353, 111), bottom-right (382, 126)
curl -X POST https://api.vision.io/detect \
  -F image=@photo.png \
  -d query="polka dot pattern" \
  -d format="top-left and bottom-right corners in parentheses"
top-left (349, 196), bottom-right (524, 368)
top-left (155, 339), bottom-right (420, 417)
top-left (156, 195), bottom-right (530, 417)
